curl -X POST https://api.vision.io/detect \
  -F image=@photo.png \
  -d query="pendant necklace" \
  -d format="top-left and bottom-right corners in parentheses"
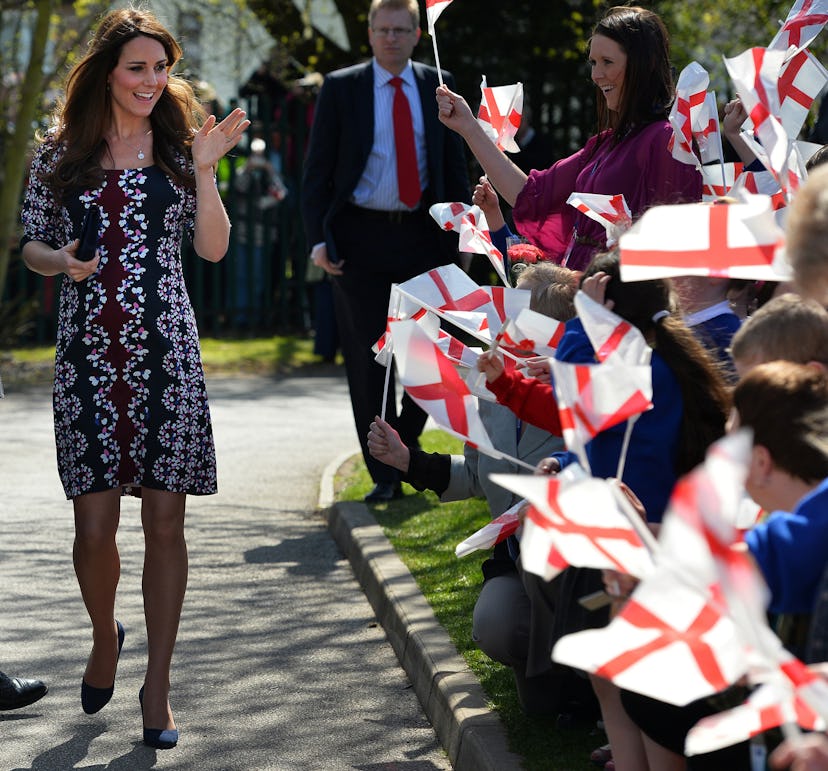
top-left (113, 128), bottom-right (152, 161)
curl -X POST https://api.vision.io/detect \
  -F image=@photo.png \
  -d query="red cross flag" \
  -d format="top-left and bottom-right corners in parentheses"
top-left (477, 76), bottom-right (524, 153)
top-left (481, 285), bottom-right (531, 335)
top-left (729, 168), bottom-right (788, 211)
top-left (435, 328), bottom-right (483, 369)
top-left (686, 654), bottom-right (828, 755)
top-left (490, 469), bottom-right (656, 580)
top-left (619, 196), bottom-right (787, 282)
top-left (397, 264), bottom-right (495, 339)
top-left (669, 61), bottom-right (712, 169)
top-left (553, 564), bottom-right (748, 706)
top-left (701, 162), bottom-right (744, 201)
top-left (656, 431), bottom-right (770, 637)
top-left (697, 92), bottom-right (724, 165)
top-left (494, 308), bottom-right (566, 360)
top-left (725, 48), bottom-right (790, 187)
top-left (425, 0), bottom-right (454, 30)
top-left (548, 357), bottom-right (653, 471)
top-left (390, 318), bottom-right (496, 452)
top-left (372, 284), bottom-right (438, 366)
top-left (768, 0), bottom-right (828, 56)
top-left (778, 49), bottom-right (828, 139)
top-left (566, 192), bottom-right (633, 248)
top-left (429, 201), bottom-right (510, 286)
top-left (455, 501), bottom-right (523, 558)
top-left (574, 291), bottom-right (652, 367)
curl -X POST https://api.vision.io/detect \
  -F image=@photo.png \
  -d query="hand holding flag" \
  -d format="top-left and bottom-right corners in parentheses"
top-left (429, 202), bottom-right (510, 286)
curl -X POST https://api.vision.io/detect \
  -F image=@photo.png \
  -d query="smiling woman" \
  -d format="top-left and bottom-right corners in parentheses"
top-left (435, 5), bottom-right (701, 272)
top-left (19, 6), bottom-right (249, 753)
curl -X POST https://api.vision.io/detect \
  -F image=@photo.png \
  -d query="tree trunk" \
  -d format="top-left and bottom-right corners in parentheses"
top-left (0, 0), bottom-right (55, 305)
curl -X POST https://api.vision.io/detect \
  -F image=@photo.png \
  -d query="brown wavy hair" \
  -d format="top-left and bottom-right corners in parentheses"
top-left (591, 6), bottom-right (673, 145)
top-left (44, 7), bottom-right (205, 200)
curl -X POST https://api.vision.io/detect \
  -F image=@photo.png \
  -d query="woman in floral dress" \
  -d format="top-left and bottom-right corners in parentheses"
top-left (21, 8), bottom-right (248, 749)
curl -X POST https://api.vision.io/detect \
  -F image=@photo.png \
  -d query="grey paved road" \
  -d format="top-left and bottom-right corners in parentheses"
top-left (0, 373), bottom-right (451, 771)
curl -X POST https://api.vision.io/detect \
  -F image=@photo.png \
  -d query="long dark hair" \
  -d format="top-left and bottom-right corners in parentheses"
top-left (44, 8), bottom-right (205, 200)
top-left (582, 251), bottom-right (730, 475)
top-left (591, 6), bottom-right (673, 144)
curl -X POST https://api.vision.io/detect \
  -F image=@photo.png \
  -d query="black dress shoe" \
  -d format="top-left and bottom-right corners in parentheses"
top-left (364, 482), bottom-right (402, 502)
top-left (0, 671), bottom-right (48, 710)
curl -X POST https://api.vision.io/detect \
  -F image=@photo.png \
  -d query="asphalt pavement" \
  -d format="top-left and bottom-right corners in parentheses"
top-left (0, 370), bottom-right (519, 770)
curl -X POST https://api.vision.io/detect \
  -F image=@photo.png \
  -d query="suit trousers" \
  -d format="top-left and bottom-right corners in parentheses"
top-left (331, 204), bottom-right (451, 483)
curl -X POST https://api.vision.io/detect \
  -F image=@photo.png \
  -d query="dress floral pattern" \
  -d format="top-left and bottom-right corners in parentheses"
top-left (21, 137), bottom-right (217, 499)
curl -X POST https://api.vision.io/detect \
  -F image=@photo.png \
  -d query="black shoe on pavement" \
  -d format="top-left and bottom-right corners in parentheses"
top-left (364, 482), bottom-right (403, 503)
top-left (0, 671), bottom-right (48, 710)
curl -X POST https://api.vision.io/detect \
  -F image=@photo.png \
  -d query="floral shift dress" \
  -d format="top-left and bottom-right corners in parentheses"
top-left (21, 137), bottom-right (217, 499)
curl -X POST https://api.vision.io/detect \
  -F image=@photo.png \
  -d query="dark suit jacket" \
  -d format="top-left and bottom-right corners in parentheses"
top-left (301, 60), bottom-right (470, 262)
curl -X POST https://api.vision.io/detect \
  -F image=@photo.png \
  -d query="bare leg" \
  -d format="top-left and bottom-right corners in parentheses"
top-left (642, 732), bottom-right (687, 771)
top-left (589, 675), bottom-right (649, 771)
top-left (140, 487), bottom-right (187, 731)
top-left (73, 489), bottom-right (122, 688)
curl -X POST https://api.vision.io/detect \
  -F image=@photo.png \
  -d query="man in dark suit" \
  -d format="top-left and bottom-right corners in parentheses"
top-left (302, 0), bottom-right (470, 502)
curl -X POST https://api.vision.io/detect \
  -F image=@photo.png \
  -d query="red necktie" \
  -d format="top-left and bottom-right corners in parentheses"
top-left (389, 76), bottom-right (421, 208)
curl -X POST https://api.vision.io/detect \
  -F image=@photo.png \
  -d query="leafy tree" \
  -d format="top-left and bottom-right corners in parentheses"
top-left (251, 0), bottom-right (828, 151)
top-left (0, 0), bottom-right (107, 309)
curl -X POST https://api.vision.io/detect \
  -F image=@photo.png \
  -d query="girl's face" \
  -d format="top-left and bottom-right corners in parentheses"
top-left (589, 34), bottom-right (627, 113)
top-left (108, 35), bottom-right (168, 121)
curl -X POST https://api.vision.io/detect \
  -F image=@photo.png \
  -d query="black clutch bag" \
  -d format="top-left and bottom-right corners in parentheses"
top-left (76, 205), bottom-right (100, 262)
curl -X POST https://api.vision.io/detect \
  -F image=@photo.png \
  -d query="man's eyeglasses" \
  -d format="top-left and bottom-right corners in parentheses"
top-left (372, 27), bottom-right (414, 38)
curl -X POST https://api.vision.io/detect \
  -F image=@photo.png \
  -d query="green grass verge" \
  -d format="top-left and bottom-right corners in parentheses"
top-left (336, 430), bottom-right (599, 771)
top-left (2, 335), bottom-right (331, 386)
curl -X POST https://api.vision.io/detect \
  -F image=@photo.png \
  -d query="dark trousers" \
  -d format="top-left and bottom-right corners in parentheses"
top-left (331, 204), bottom-right (451, 483)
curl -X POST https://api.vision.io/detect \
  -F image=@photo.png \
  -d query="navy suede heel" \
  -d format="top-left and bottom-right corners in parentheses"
top-left (81, 620), bottom-right (125, 714)
top-left (139, 685), bottom-right (179, 749)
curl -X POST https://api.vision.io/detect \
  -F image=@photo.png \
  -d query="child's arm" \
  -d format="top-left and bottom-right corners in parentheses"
top-left (473, 175), bottom-right (507, 232)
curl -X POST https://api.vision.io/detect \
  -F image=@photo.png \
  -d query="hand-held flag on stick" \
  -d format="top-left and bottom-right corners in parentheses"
top-left (701, 162), bottom-right (744, 200)
top-left (686, 654), bottom-right (828, 755)
top-left (768, 0), bottom-right (828, 57)
top-left (724, 48), bottom-right (791, 189)
top-left (490, 469), bottom-right (656, 579)
top-left (455, 500), bottom-right (523, 558)
top-left (552, 564), bottom-right (749, 706)
top-left (494, 307), bottom-right (566, 359)
top-left (373, 284), bottom-right (438, 366)
top-left (549, 358), bottom-right (653, 473)
top-left (390, 318), bottom-right (496, 451)
top-left (566, 193), bottom-right (633, 248)
top-left (574, 291), bottom-right (652, 367)
top-left (481, 285), bottom-right (531, 334)
top-left (425, 0), bottom-right (454, 85)
top-left (619, 197), bottom-right (788, 282)
top-left (429, 202), bottom-right (510, 286)
top-left (477, 76), bottom-right (524, 153)
top-left (669, 61), bottom-right (711, 169)
top-left (397, 263), bottom-right (493, 317)
top-left (778, 49), bottom-right (828, 139)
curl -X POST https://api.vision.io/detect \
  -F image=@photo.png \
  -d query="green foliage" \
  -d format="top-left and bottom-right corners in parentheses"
top-left (337, 430), bottom-right (599, 770)
top-left (252, 0), bottom-right (828, 159)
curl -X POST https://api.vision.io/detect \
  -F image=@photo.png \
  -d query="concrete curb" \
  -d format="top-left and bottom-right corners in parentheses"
top-left (319, 456), bottom-right (523, 771)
